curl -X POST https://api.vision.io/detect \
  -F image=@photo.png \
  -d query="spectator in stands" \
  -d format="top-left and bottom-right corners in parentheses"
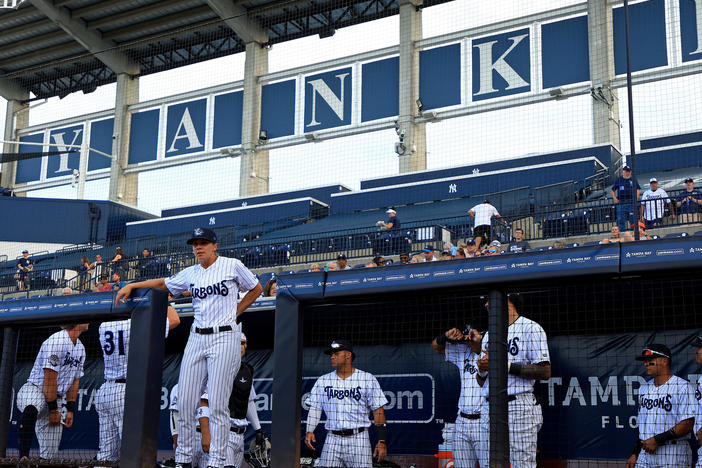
top-left (600, 225), bottom-right (633, 244)
top-left (90, 253), bottom-right (104, 282)
top-left (676, 177), bottom-right (702, 223)
top-left (509, 228), bottom-right (531, 253)
top-left (640, 178), bottom-right (674, 228)
top-left (635, 221), bottom-right (652, 240)
top-left (455, 248), bottom-right (466, 259)
top-left (96, 275), bottom-right (111, 292)
top-left (15, 250), bottom-right (33, 291)
top-left (552, 240), bottom-right (566, 249)
top-left (111, 272), bottom-right (126, 291)
top-left (62, 287), bottom-right (73, 295)
top-left (422, 245), bottom-right (437, 262)
top-left (79, 256), bottom-right (91, 292)
top-left (336, 254), bottom-right (351, 270)
top-left (310, 263), bottom-right (322, 272)
top-left (109, 246), bottom-right (125, 276)
top-left (399, 252), bottom-right (411, 264)
top-left (264, 278), bottom-right (277, 297)
top-left (485, 240), bottom-right (502, 256)
top-left (136, 248), bottom-right (152, 278)
top-left (443, 242), bottom-right (458, 257)
top-left (468, 199), bottom-right (502, 250)
top-left (377, 207), bottom-right (400, 230)
top-left (410, 254), bottom-right (423, 263)
top-left (440, 251), bottom-right (452, 260)
top-left (326, 261), bottom-right (338, 271)
top-left (465, 239), bottom-right (480, 258)
top-left (611, 165), bottom-right (641, 231)
top-left (372, 256), bottom-right (386, 267)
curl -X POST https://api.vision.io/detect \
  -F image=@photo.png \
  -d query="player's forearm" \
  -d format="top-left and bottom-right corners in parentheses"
top-left (306, 406), bottom-right (322, 433)
top-left (126, 278), bottom-right (167, 290)
top-left (65, 378), bottom-right (80, 402)
top-left (247, 400), bottom-right (262, 431)
top-left (198, 417), bottom-right (210, 437)
top-left (42, 370), bottom-right (58, 402)
top-left (670, 418), bottom-right (694, 438)
top-left (508, 362), bottom-right (551, 380)
top-left (237, 283), bottom-right (263, 315)
top-left (372, 407), bottom-right (386, 425)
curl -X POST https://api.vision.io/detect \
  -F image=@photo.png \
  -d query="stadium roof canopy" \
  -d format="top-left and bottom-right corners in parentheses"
top-left (0, 0), bottom-right (451, 101)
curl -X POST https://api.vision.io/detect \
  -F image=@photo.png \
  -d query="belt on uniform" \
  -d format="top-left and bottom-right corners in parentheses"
top-left (486, 395), bottom-right (518, 403)
top-left (106, 379), bottom-right (126, 384)
top-left (196, 426), bottom-right (245, 434)
top-left (331, 427), bottom-right (365, 437)
top-left (459, 412), bottom-right (480, 420)
top-left (194, 325), bottom-right (233, 334)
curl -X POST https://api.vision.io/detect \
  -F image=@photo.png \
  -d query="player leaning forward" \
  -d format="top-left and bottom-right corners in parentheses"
top-left (17, 323), bottom-right (88, 460)
top-left (626, 344), bottom-right (695, 468)
top-left (305, 340), bottom-right (388, 468)
top-left (475, 294), bottom-right (551, 468)
top-left (116, 227), bottom-right (262, 468)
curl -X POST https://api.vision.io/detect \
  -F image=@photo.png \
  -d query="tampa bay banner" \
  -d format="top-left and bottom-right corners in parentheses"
top-left (5, 329), bottom-right (702, 460)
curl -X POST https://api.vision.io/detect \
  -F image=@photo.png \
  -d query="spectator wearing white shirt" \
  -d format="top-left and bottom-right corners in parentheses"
top-left (422, 245), bottom-right (438, 262)
top-left (468, 200), bottom-right (502, 250)
top-left (640, 178), bottom-right (674, 228)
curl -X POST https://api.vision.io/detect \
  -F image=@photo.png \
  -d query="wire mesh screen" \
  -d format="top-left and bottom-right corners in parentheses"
top-left (297, 274), bottom-right (702, 467)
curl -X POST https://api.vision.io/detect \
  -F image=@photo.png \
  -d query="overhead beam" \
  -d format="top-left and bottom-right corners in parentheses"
top-left (204, 0), bottom-right (268, 44)
top-left (28, 0), bottom-right (140, 75)
top-left (0, 74), bottom-right (28, 101)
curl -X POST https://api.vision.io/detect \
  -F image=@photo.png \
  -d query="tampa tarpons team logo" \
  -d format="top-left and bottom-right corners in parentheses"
top-left (194, 228), bottom-right (204, 236)
top-left (49, 354), bottom-right (59, 367)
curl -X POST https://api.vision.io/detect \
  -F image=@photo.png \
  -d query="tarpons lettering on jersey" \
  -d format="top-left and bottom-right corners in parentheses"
top-left (640, 393), bottom-right (673, 411)
top-left (463, 359), bottom-right (477, 374)
top-left (324, 385), bottom-right (362, 401)
top-left (508, 337), bottom-right (520, 356)
top-left (62, 353), bottom-right (84, 368)
top-left (188, 281), bottom-right (229, 299)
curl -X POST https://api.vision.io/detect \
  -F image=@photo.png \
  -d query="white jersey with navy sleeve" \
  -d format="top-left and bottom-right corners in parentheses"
top-left (308, 369), bottom-right (387, 431)
top-left (445, 342), bottom-right (482, 415)
top-left (164, 256), bottom-right (258, 328)
top-left (27, 329), bottom-right (85, 396)
top-left (480, 315), bottom-right (550, 398)
top-left (637, 375), bottom-right (695, 441)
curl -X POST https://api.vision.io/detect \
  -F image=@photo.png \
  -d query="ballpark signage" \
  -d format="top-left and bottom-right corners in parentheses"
top-left (15, 0), bottom-right (702, 184)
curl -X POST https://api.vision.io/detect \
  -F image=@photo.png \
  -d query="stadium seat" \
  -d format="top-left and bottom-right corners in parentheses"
top-left (694, 230), bottom-right (702, 237)
top-left (664, 232), bottom-right (689, 238)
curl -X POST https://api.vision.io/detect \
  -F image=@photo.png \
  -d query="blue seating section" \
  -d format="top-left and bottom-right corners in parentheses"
top-left (161, 184), bottom-right (349, 217)
top-left (636, 142), bottom-right (702, 174)
top-left (360, 144), bottom-right (618, 189)
top-left (126, 197), bottom-right (328, 239)
top-left (640, 130), bottom-right (702, 150)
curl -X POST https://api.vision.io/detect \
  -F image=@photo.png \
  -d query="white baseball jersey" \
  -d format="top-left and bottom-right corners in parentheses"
top-left (27, 329), bottom-right (85, 396)
top-left (641, 188), bottom-right (670, 220)
top-left (470, 203), bottom-right (500, 227)
top-left (480, 315), bottom-right (550, 398)
top-left (308, 369), bottom-right (388, 430)
top-left (637, 375), bottom-right (695, 441)
top-left (445, 342), bottom-right (482, 415)
top-left (165, 256), bottom-right (258, 328)
top-left (99, 318), bottom-right (171, 380)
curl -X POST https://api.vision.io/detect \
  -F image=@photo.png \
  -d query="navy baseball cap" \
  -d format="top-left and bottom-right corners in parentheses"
top-left (21, 250), bottom-right (28, 254)
top-left (337, 253), bottom-right (347, 260)
top-left (466, 239), bottom-right (476, 246)
top-left (690, 335), bottom-right (702, 347)
top-left (635, 343), bottom-right (672, 361)
top-left (187, 227), bottom-right (217, 245)
top-left (622, 165), bottom-right (631, 171)
top-left (324, 340), bottom-right (355, 357)
top-left (685, 177), bottom-right (694, 183)
top-left (423, 245), bottom-right (435, 252)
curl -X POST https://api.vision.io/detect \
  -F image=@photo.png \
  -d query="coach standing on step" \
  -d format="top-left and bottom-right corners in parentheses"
top-left (116, 227), bottom-right (262, 468)
top-left (612, 165), bottom-right (641, 232)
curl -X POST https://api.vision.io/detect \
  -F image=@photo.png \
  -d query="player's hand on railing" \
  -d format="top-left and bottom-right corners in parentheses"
top-left (304, 432), bottom-right (316, 450)
top-left (373, 441), bottom-right (386, 462)
top-left (115, 284), bottom-right (134, 305)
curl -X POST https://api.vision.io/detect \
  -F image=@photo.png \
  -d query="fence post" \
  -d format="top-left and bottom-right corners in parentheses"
top-left (0, 327), bottom-right (18, 456)
top-left (488, 289), bottom-right (509, 467)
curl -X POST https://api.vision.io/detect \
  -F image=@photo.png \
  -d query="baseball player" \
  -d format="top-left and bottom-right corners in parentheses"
top-left (476, 294), bottom-right (551, 468)
top-left (198, 333), bottom-right (266, 468)
top-left (626, 344), bottom-right (695, 468)
top-left (95, 305), bottom-right (181, 465)
top-left (692, 336), bottom-right (702, 467)
top-left (305, 340), bottom-right (388, 467)
top-left (116, 227), bottom-right (262, 468)
top-left (16, 323), bottom-right (88, 460)
top-left (170, 384), bottom-right (209, 468)
top-left (432, 325), bottom-right (483, 468)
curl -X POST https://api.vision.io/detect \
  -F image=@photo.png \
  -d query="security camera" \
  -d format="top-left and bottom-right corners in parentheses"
top-left (399, 130), bottom-right (405, 141)
top-left (394, 142), bottom-right (406, 155)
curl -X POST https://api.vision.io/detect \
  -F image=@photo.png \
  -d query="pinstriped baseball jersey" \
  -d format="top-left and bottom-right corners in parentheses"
top-left (480, 315), bottom-right (550, 397)
top-left (308, 369), bottom-right (387, 431)
top-left (200, 387), bottom-right (256, 427)
top-left (637, 375), bottom-right (695, 441)
top-left (27, 329), bottom-right (85, 396)
top-left (165, 256), bottom-right (258, 328)
top-left (445, 342), bottom-right (482, 415)
top-left (99, 318), bottom-right (171, 380)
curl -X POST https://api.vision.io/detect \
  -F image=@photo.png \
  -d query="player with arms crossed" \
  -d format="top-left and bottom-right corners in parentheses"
top-left (116, 227), bottom-right (262, 468)
top-left (305, 340), bottom-right (388, 467)
top-left (476, 294), bottom-right (551, 468)
top-left (626, 344), bottom-right (695, 468)
top-left (432, 324), bottom-right (483, 468)
top-left (198, 333), bottom-right (266, 468)
top-left (95, 305), bottom-right (181, 465)
top-left (16, 323), bottom-right (88, 460)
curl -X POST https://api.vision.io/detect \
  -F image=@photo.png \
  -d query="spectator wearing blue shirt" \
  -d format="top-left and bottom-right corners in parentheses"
top-left (378, 208), bottom-right (400, 230)
top-left (611, 166), bottom-right (641, 231)
top-left (676, 178), bottom-right (702, 224)
top-left (110, 271), bottom-right (126, 291)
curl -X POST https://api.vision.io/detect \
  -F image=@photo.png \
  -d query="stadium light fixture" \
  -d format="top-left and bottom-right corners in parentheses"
top-left (416, 98), bottom-right (424, 112)
top-left (258, 130), bottom-right (268, 143)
